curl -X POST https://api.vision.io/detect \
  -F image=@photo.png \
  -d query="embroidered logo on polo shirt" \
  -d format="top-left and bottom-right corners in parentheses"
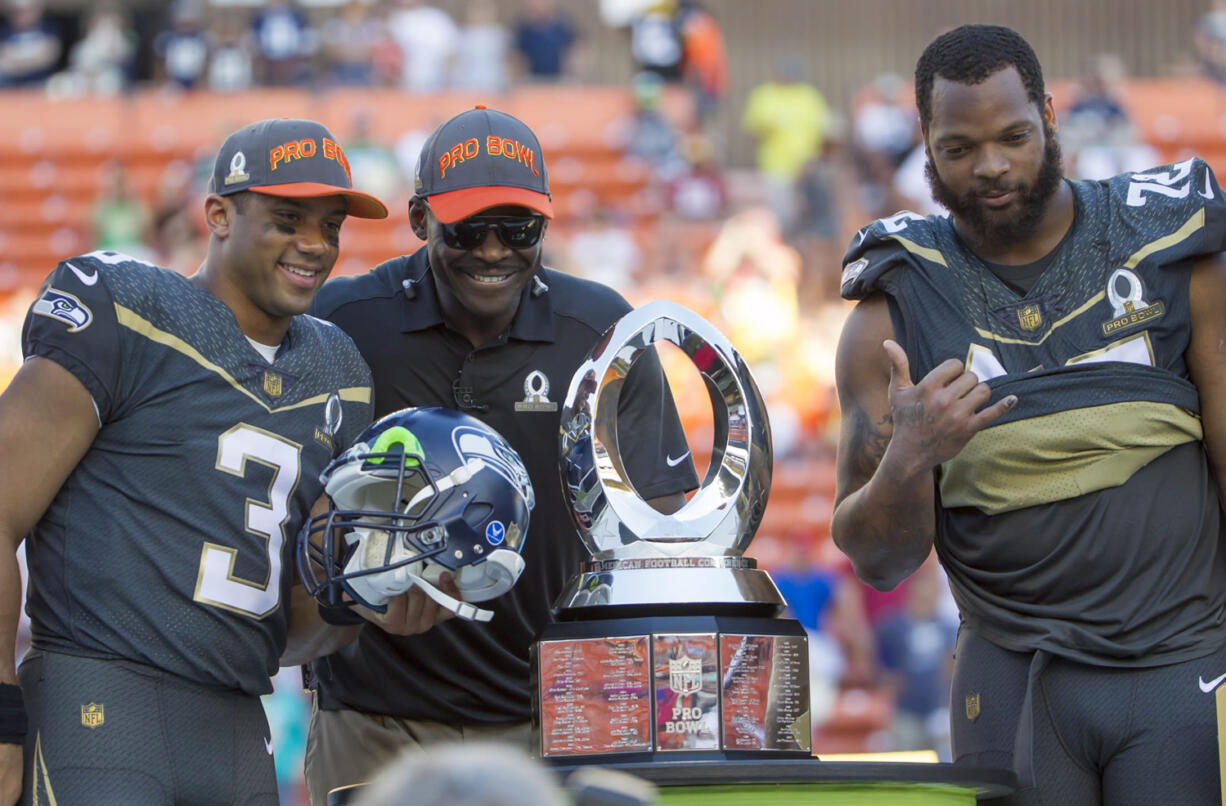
top-left (515, 369), bottom-right (557, 412)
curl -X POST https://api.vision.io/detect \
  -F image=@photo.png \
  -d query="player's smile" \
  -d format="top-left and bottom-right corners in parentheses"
top-left (278, 259), bottom-right (326, 289)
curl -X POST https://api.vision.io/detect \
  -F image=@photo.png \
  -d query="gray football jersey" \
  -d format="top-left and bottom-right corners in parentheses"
top-left (21, 251), bottom-right (372, 695)
top-left (841, 159), bottom-right (1226, 665)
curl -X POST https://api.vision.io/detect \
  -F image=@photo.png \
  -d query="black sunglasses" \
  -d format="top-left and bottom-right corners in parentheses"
top-left (437, 213), bottom-right (546, 251)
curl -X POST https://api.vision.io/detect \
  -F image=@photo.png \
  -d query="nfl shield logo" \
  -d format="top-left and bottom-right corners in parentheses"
top-left (263, 371), bottom-right (283, 398)
top-left (669, 656), bottom-right (703, 696)
top-left (965, 693), bottom-right (980, 721)
top-left (81, 702), bottom-right (105, 729)
top-left (1017, 305), bottom-right (1042, 331)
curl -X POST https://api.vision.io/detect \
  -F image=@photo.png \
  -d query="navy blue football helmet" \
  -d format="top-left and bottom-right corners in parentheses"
top-left (299, 407), bottom-right (534, 622)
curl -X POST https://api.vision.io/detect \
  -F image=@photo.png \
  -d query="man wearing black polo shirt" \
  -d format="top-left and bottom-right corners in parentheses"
top-left (305, 106), bottom-right (698, 804)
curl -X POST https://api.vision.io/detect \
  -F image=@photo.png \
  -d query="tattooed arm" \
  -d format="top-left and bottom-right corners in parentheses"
top-left (830, 295), bottom-right (1016, 590)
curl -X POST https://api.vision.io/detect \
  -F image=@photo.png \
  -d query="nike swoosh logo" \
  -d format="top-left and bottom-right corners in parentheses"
top-left (1199, 672), bottom-right (1226, 693)
top-left (666, 450), bottom-right (691, 467)
top-left (67, 261), bottom-right (98, 286)
top-left (264, 736), bottom-right (274, 755)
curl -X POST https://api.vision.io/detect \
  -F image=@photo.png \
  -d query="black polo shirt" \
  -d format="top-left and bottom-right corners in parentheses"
top-left (307, 247), bottom-right (699, 723)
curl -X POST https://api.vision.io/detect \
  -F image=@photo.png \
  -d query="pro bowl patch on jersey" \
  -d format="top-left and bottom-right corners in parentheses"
top-left (453, 425), bottom-right (535, 508)
top-left (1102, 267), bottom-right (1165, 336)
top-left (33, 287), bottom-right (92, 332)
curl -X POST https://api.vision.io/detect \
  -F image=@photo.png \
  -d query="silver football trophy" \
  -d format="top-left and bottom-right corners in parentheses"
top-left (533, 301), bottom-right (811, 761)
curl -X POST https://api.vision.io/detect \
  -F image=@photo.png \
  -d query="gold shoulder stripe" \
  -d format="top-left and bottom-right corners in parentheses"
top-left (887, 234), bottom-right (949, 267)
top-left (114, 304), bottom-right (370, 413)
top-left (1124, 208), bottom-right (1204, 270)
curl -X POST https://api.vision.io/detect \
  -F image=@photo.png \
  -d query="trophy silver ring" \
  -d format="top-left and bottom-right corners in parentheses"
top-left (556, 301), bottom-right (782, 612)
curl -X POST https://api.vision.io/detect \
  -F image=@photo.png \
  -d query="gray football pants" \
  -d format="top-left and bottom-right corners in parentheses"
top-left (18, 649), bottom-right (279, 806)
top-left (950, 625), bottom-right (1226, 806)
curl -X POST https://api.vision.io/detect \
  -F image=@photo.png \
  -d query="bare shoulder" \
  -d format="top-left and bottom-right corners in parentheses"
top-left (835, 294), bottom-right (895, 393)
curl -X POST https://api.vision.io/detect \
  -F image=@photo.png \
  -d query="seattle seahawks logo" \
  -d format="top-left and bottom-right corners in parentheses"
top-left (32, 287), bottom-right (92, 333)
top-left (452, 426), bottom-right (535, 509)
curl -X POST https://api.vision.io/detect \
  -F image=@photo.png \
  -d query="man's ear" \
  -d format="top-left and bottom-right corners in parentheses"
top-left (203, 194), bottom-right (233, 238)
top-left (408, 196), bottom-right (429, 242)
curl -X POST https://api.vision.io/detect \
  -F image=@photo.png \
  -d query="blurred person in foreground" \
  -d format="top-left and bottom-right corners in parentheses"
top-left (352, 742), bottom-right (565, 806)
top-left (305, 105), bottom-right (698, 805)
top-left (0, 118), bottom-right (423, 806)
top-left (834, 24), bottom-right (1226, 805)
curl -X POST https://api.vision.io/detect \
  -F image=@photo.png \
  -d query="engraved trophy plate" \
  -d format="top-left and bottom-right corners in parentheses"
top-left (534, 303), bottom-right (811, 762)
top-left (538, 636), bottom-right (652, 757)
top-left (720, 634), bottom-right (811, 752)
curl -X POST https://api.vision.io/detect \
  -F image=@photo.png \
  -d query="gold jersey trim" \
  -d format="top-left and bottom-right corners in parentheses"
top-left (1123, 208), bottom-right (1205, 270)
top-left (114, 304), bottom-right (371, 413)
top-left (890, 234), bottom-right (949, 267)
top-left (940, 401), bottom-right (1202, 514)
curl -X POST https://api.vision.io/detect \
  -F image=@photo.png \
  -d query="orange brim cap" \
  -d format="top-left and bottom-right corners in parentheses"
top-left (250, 182), bottom-right (389, 219)
top-left (426, 185), bottom-right (554, 224)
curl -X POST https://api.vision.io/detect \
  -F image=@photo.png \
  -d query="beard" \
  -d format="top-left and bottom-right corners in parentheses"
top-left (925, 123), bottom-right (1064, 251)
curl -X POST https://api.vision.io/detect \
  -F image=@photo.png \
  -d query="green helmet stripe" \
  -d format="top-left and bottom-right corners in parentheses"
top-left (367, 426), bottom-right (423, 466)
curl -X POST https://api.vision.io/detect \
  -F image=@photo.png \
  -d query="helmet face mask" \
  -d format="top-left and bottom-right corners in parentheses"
top-left (299, 408), bottom-right (533, 621)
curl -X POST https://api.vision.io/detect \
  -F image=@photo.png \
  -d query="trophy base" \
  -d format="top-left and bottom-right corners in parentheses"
top-left (533, 614), bottom-right (811, 763)
top-left (553, 557), bottom-right (787, 616)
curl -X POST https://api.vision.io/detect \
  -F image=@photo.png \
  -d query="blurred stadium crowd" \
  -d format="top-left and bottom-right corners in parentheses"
top-left (1, 0), bottom-right (1224, 802)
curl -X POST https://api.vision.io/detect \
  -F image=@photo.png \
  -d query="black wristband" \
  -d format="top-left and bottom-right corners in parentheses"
top-left (318, 603), bottom-right (367, 627)
top-left (0, 682), bottom-right (27, 745)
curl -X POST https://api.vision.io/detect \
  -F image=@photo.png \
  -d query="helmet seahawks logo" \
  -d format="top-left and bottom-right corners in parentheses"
top-left (33, 287), bottom-right (92, 333)
top-left (453, 425), bottom-right (535, 509)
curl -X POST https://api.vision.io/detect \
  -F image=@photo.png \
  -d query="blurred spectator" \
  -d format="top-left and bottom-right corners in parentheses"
top-left (742, 58), bottom-right (830, 233)
top-left (91, 162), bottom-right (152, 261)
top-left (387, 0), bottom-right (458, 93)
top-left (251, 0), bottom-right (314, 86)
top-left (851, 73), bottom-right (918, 218)
top-left (59, 3), bottom-right (134, 95)
top-left (205, 10), bottom-right (255, 92)
top-left (513, 0), bottom-right (577, 82)
top-left (874, 561), bottom-right (958, 759)
top-left (368, 2), bottom-right (405, 87)
top-left (1195, 0), bottom-right (1226, 84)
top-left (344, 109), bottom-right (403, 203)
top-left (451, 0), bottom-right (509, 93)
top-left (1061, 53), bottom-right (1160, 180)
top-left (154, 0), bottom-right (208, 90)
top-left (792, 149), bottom-right (843, 305)
top-left (677, 0), bottom-right (728, 128)
top-left (629, 0), bottom-right (684, 82)
top-left (320, 0), bottom-right (379, 87)
top-left (354, 743), bottom-right (568, 806)
top-left (622, 71), bottom-right (687, 179)
top-left (563, 205), bottom-right (641, 292)
top-left (0, 0), bottom-right (61, 88)
top-left (665, 134), bottom-right (727, 220)
top-left (149, 159), bottom-right (204, 276)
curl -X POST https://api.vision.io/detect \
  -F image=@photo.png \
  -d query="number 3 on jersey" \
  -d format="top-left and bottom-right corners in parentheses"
top-left (194, 424), bottom-right (301, 618)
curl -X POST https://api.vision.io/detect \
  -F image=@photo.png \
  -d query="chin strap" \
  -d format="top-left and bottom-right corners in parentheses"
top-left (410, 574), bottom-right (494, 623)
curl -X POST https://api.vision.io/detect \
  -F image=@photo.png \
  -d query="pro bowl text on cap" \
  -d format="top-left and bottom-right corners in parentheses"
top-left (212, 118), bottom-right (388, 219)
top-left (414, 105), bottom-right (553, 224)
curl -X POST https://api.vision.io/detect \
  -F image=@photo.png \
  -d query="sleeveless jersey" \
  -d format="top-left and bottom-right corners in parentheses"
top-left (841, 158), bottom-right (1226, 665)
top-left (21, 251), bottom-right (373, 695)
